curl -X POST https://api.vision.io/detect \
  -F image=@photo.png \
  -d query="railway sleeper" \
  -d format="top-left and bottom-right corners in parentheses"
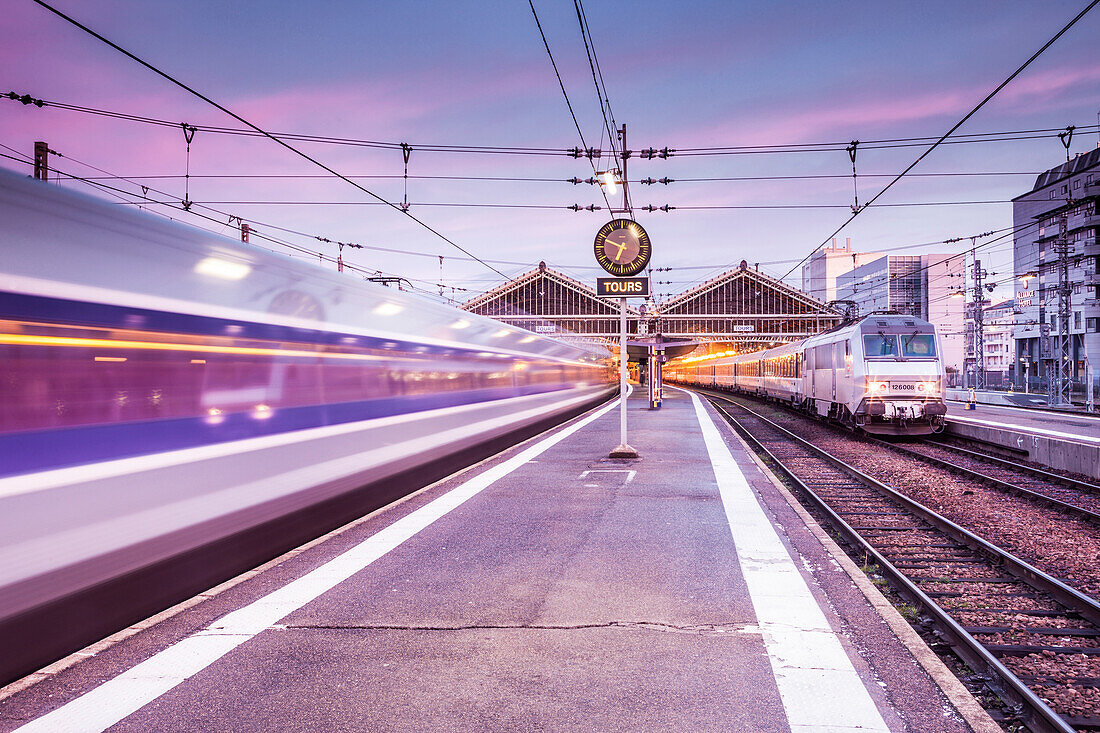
top-left (984, 644), bottom-right (1100, 656)
top-left (966, 626), bottom-right (1100, 637)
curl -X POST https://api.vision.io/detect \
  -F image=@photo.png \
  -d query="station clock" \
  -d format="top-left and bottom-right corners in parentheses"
top-left (593, 219), bottom-right (651, 277)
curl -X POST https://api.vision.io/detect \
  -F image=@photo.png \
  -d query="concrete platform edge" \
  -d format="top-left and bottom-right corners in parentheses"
top-left (717, 411), bottom-right (1002, 733)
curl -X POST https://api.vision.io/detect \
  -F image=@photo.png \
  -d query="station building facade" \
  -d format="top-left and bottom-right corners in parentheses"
top-left (464, 260), bottom-right (842, 352)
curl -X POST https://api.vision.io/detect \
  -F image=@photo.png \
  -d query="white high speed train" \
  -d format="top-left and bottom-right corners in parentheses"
top-left (0, 166), bottom-right (614, 685)
top-left (667, 313), bottom-right (947, 435)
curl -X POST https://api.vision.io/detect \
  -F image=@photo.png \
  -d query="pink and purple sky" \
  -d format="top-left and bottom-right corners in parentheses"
top-left (2, 0), bottom-right (1099, 303)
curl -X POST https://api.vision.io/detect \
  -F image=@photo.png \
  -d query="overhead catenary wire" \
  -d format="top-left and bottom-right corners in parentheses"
top-left (573, 0), bottom-right (621, 177)
top-left (526, 0), bottom-right (613, 213)
top-left (18, 170), bottom-right (1045, 184)
top-left (6, 91), bottom-right (1096, 159)
top-left (0, 145), bottom-right (492, 294)
top-left (94, 198), bottom-right (1017, 210)
top-left (779, 0), bottom-right (1100, 283)
top-left (0, 142), bottom-right (1043, 307)
top-left (0, 141), bottom-right (641, 281)
top-left (30, 0), bottom-right (512, 282)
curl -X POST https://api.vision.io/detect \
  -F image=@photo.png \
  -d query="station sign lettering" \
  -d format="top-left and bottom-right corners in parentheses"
top-left (596, 276), bottom-right (650, 297)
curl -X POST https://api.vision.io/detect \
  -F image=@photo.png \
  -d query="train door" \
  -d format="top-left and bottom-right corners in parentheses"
top-left (832, 342), bottom-right (842, 401)
top-left (808, 346), bottom-right (819, 400)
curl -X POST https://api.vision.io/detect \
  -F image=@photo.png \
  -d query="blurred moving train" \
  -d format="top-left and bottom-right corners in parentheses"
top-left (0, 167), bottom-right (614, 684)
top-left (666, 313), bottom-right (947, 435)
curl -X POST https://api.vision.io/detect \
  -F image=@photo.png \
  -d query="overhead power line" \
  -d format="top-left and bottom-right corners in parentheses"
top-left (6, 90), bottom-right (1096, 159)
top-left (0, 144), bottom-right (512, 284)
top-left (96, 198), bottom-right (1014, 210)
top-left (30, 0), bottom-right (511, 281)
top-left (1, 170), bottom-right (1044, 185)
top-left (573, 0), bottom-right (620, 174)
top-left (780, 0), bottom-right (1100, 283)
top-left (526, 0), bottom-right (612, 212)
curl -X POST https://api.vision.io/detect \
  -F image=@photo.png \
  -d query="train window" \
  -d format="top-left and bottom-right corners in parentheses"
top-left (863, 334), bottom-right (899, 357)
top-left (901, 334), bottom-right (937, 357)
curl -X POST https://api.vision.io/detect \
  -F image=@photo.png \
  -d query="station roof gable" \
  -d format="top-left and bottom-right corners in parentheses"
top-left (462, 262), bottom-right (640, 317)
top-left (659, 262), bottom-right (840, 317)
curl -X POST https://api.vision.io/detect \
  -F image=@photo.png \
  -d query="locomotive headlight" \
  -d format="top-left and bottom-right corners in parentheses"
top-left (868, 381), bottom-right (888, 393)
top-left (917, 381), bottom-right (937, 393)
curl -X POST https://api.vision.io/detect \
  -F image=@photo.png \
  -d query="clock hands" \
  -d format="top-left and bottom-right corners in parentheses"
top-left (594, 219), bottom-right (650, 277)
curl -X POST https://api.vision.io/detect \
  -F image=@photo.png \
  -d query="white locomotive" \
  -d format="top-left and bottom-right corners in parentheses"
top-left (667, 313), bottom-right (947, 435)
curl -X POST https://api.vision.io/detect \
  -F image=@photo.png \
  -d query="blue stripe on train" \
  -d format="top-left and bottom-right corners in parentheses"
top-left (0, 384), bottom-right (570, 479)
top-left (0, 290), bottom-right (479, 358)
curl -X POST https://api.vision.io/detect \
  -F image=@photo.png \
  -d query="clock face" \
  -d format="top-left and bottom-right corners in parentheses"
top-left (593, 219), bottom-right (651, 276)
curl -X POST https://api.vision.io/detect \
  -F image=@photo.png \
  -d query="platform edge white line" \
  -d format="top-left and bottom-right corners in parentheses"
top-left (11, 396), bottom-right (622, 733)
top-left (683, 388), bottom-right (891, 733)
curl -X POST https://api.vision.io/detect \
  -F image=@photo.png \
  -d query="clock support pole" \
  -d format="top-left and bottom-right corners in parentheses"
top-left (610, 296), bottom-right (639, 459)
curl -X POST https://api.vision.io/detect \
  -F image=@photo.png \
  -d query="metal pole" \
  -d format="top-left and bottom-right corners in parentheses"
top-left (620, 297), bottom-right (627, 442)
top-left (610, 296), bottom-right (638, 458)
top-left (1087, 363), bottom-right (1095, 413)
top-left (972, 254), bottom-right (987, 391)
top-left (1055, 216), bottom-right (1072, 405)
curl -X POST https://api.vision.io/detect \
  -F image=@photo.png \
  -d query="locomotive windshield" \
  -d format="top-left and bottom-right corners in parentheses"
top-left (863, 334), bottom-right (898, 357)
top-left (901, 333), bottom-right (936, 357)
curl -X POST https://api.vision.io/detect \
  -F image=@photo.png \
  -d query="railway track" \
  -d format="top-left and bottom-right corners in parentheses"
top-left (703, 390), bottom-right (1100, 733)
top-left (891, 439), bottom-right (1100, 522)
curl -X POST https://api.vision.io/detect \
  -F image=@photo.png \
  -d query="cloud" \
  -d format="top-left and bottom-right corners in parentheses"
top-left (678, 63), bottom-right (1100, 146)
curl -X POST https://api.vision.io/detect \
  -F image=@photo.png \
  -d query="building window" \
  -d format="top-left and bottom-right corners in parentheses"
top-left (1075, 312), bottom-right (1082, 329)
top-left (1075, 180), bottom-right (1081, 189)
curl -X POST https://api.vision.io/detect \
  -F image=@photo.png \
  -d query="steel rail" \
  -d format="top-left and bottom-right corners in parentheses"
top-left (867, 438), bottom-right (1100, 525)
top-left (702, 389), bottom-right (1089, 733)
top-left (925, 439), bottom-right (1100, 495)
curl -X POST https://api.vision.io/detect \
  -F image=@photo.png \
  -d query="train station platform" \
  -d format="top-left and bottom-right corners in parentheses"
top-left (0, 388), bottom-right (996, 732)
top-left (944, 400), bottom-right (1100, 479)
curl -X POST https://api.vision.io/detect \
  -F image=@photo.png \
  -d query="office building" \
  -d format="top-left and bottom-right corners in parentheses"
top-left (1011, 149), bottom-right (1100, 390)
top-left (801, 238), bottom-right (882, 304)
top-left (836, 254), bottom-right (966, 375)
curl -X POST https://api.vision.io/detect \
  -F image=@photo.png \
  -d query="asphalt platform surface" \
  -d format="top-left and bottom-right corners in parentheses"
top-left (0, 388), bottom-right (982, 732)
